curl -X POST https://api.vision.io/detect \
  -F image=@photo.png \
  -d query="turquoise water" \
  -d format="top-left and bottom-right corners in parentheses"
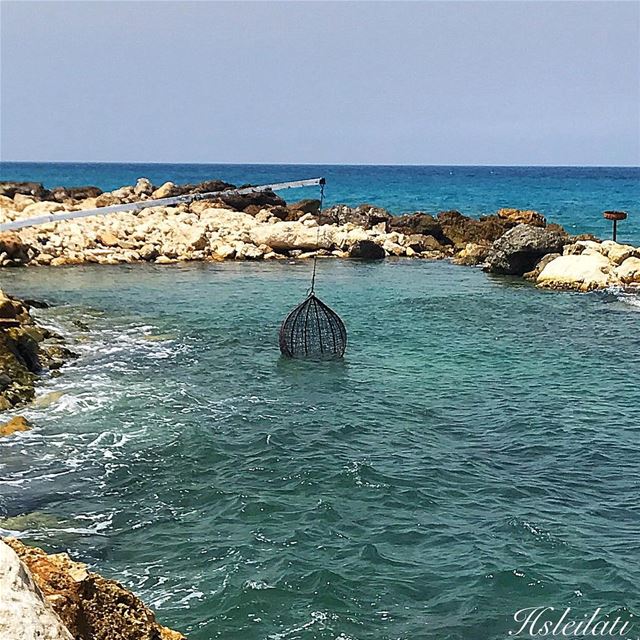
top-left (1, 261), bottom-right (639, 639)
top-left (1, 163), bottom-right (639, 244)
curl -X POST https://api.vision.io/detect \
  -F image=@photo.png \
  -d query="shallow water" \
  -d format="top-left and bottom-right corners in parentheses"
top-left (1, 261), bottom-right (639, 640)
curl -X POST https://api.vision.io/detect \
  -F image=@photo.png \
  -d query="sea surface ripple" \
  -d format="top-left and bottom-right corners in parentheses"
top-left (1, 260), bottom-right (639, 640)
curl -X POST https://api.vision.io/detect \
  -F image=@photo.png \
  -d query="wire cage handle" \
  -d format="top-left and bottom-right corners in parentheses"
top-left (309, 178), bottom-right (326, 295)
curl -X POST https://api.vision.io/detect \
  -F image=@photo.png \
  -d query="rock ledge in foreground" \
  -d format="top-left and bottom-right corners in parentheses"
top-left (2, 538), bottom-right (185, 640)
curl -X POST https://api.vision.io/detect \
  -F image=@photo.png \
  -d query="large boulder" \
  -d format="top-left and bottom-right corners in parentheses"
top-left (615, 256), bottom-right (640, 284)
top-left (0, 541), bottom-right (73, 639)
top-left (390, 213), bottom-right (447, 242)
top-left (320, 204), bottom-right (392, 230)
top-left (349, 239), bottom-right (385, 260)
top-left (0, 181), bottom-right (49, 200)
top-left (537, 253), bottom-right (613, 291)
top-left (49, 186), bottom-right (103, 203)
top-left (484, 224), bottom-right (567, 275)
top-left (133, 178), bottom-right (153, 196)
top-left (0, 232), bottom-right (31, 264)
top-left (151, 181), bottom-right (178, 199)
top-left (404, 233), bottom-right (446, 253)
top-left (438, 210), bottom-right (512, 248)
top-left (177, 179), bottom-right (235, 196)
top-left (496, 207), bottom-right (546, 227)
top-left (218, 188), bottom-right (285, 213)
top-left (600, 241), bottom-right (638, 265)
top-left (251, 221), bottom-right (334, 252)
top-left (453, 242), bottom-right (492, 266)
top-left (286, 199), bottom-right (321, 220)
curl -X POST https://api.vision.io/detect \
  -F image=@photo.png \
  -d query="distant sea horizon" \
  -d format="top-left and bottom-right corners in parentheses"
top-left (2, 161), bottom-right (639, 243)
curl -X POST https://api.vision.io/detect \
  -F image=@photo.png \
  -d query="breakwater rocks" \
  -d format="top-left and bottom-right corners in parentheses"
top-left (0, 290), bottom-right (76, 411)
top-left (0, 178), bottom-right (638, 292)
top-left (0, 538), bottom-right (185, 640)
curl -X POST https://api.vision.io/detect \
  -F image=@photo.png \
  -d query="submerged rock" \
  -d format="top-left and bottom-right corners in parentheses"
top-left (484, 224), bottom-right (567, 275)
top-left (3, 538), bottom-right (186, 640)
top-left (0, 415), bottom-right (33, 437)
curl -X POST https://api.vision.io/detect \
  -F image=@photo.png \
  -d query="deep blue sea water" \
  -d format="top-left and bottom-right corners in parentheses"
top-left (1, 163), bottom-right (639, 244)
top-left (0, 164), bottom-right (639, 639)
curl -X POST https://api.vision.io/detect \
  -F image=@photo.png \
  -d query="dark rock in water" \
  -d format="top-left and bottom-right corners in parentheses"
top-left (49, 186), bottom-right (103, 202)
top-left (484, 224), bottom-right (568, 275)
top-left (349, 240), bottom-right (385, 260)
top-left (523, 252), bottom-right (561, 281)
top-left (22, 299), bottom-right (50, 309)
top-left (438, 210), bottom-right (512, 248)
top-left (0, 291), bottom-right (75, 410)
top-left (321, 204), bottom-right (392, 230)
top-left (390, 213), bottom-right (447, 243)
top-left (0, 181), bottom-right (49, 199)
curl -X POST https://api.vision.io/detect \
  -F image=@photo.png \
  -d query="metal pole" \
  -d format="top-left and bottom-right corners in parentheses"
top-left (0, 178), bottom-right (325, 232)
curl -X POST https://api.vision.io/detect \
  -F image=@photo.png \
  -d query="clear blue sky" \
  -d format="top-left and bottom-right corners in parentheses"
top-left (1, 1), bottom-right (638, 165)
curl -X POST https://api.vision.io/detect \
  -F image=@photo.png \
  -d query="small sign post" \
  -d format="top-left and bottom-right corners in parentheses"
top-left (603, 211), bottom-right (627, 242)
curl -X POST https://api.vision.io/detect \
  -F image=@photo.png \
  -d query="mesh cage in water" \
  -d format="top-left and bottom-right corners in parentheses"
top-left (279, 293), bottom-right (347, 359)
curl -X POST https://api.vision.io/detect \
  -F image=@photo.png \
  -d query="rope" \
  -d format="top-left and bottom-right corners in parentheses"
top-left (309, 179), bottom-right (325, 295)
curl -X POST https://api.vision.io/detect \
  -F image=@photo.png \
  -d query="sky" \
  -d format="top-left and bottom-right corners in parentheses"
top-left (1, 1), bottom-right (638, 166)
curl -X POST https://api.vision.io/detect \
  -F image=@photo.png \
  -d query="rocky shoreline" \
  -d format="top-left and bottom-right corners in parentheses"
top-left (0, 289), bottom-right (76, 412)
top-left (1, 178), bottom-right (638, 292)
top-left (0, 537), bottom-right (185, 639)
top-left (0, 291), bottom-right (186, 638)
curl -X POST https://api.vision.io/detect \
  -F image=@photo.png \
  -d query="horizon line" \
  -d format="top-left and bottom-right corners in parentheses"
top-left (1, 160), bottom-right (639, 169)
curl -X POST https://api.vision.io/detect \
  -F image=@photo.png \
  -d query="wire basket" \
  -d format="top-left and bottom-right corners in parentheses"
top-left (279, 293), bottom-right (347, 359)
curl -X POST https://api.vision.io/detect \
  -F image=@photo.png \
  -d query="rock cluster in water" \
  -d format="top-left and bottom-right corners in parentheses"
top-left (0, 538), bottom-right (185, 639)
top-left (0, 289), bottom-right (76, 410)
top-left (0, 178), bottom-right (638, 292)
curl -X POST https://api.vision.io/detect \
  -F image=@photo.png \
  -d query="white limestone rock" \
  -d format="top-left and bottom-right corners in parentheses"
top-left (537, 253), bottom-right (613, 291)
top-left (133, 177), bottom-right (153, 196)
top-left (601, 240), bottom-right (637, 265)
top-left (0, 540), bottom-right (73, 640)
top-left (250, 221), bottom-right (335, 251)
top-left (615, 256), bottom-right (640, 284)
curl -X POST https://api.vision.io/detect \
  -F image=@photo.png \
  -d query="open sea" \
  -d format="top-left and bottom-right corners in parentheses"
top-left (0, 164), bottom-right (639, 639)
